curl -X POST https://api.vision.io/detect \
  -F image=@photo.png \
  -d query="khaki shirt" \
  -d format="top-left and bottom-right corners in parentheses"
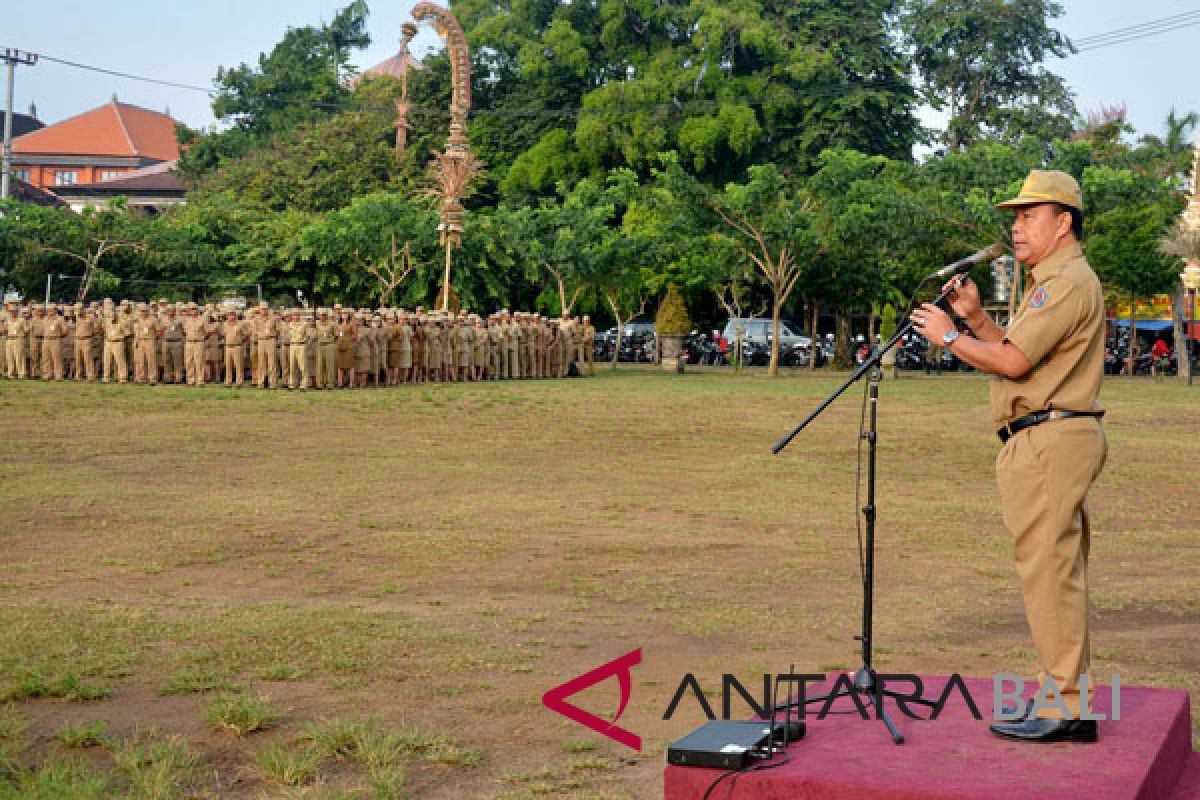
top-left (252, 315), bottom-right (279, 340)
top-left (7, 318), bottom-right (30, 339)
top-left (161, 318), bottom-right (185, 342)
top-left (989, 242), bottom-right (1105, 426)
top-left (182, 317), bottom-right (210, 343)
top-left (43, 318), bottom-right (68, 339)
top-left (316, 321), bottom-right (337, 345)
top-left (134, 317), bottom-right (160, 341)
top-left (287, 320), bottom-right (309, 345)
top-left (76, 316), bottom-right (98, 339)
top-left (103, 315), bottom-right (132, 342)
top-left (221, 321), bottom-right (249, 347)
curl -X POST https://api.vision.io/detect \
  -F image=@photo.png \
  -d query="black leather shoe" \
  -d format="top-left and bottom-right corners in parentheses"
top-left (998, 698), bottom-right (1034, 721)
top-left (988, 717), bottom-right (1097, 743)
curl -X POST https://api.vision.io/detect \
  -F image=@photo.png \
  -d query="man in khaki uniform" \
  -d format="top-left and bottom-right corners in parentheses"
top-left (102, 304), bottom-right (131, 383)
top-left (7, 307), bottom-right (31, 378)
top-left (29, 304), bottom-right (45, 378)
top-left (41, 305), bottom-right (68, 380)
top-left (315, 309), bottom-right (337, 389)
top-left (287, 309), bottom-right (310, 389)
top-left (911, 170), bottom-right (1106, 743)
top-left (221, 310), bottom-right (249, 387)
top-left (160, 304), bottom-right (185, 384)
top-left (182, 303), bottom-right (210, 386)
top-left (8, 307), bottom-right (31, 378)
top-left (132, 304), bottom-right (161, 385)
top-left (252, 303), bottom-right (280, 389)
top-left (120, 300), bottom-right (135, 374)
top-left (582, 315), bottom-right (596, 375)
top-left (74, 305), bottom-right (98, 381)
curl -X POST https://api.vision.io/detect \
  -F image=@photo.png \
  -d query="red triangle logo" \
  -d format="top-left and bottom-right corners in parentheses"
top-left (542, 648), bottom-right (642, 751)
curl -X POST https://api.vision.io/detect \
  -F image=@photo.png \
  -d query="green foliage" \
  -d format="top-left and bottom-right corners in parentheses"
top-left (902, 0), bottom-right (1077, 149)
top-left (880, 304), bottom-right (898, 341)
top-left (203, 693), bottom-right (280, 736)
top-left (655, 284), bottom-right (691, 335)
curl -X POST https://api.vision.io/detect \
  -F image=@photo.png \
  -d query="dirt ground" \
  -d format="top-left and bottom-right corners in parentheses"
top-left (0, 368), bottom-right (1196, 799)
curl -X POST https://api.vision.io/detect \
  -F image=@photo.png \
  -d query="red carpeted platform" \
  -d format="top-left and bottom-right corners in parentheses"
top-left (664, 675), bottom-right (1195, 800)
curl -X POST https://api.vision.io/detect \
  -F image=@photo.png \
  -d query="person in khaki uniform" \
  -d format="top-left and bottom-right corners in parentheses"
top-left (182, 303), bottom-right (210, 386)
top-left (132, 304), bottom-right (161, 385)
top-left (40, 305), bottom-right (68, 380)
top-left (396, 313), bottom-right (413, 384)
top-left (7, 308), bottom-right (31, 378)
top-left (29, 304), bottom-right (45, 378)
top-left (73, 305), bottom-right (98, 381)
top-left (120, 300), bottom-right (135, 375)
top-left (911, 170), bottom-right (1106, 744)
top-left (102, 305), bottom-right (131, 384)
top-left (251, 303), bottom-right (280, 389)
top-left (9, 308), bottom-right (32, 378)
top-left (314, 309), bottom-right (337, 389)
top-left (287, 309), bottom-right (310, 389)
top-left (304, 312), bottom-right (318, 388)
top-left (160, 305), bottom-right (185, 384)
top-left (582, 315), bottom-right (596, 375)
top-left (335, 309), bottom-right (356, 387)
top-left (62, 306), bottom-right (75, 378)
top-left (221, 310), bottom-right (249, 387)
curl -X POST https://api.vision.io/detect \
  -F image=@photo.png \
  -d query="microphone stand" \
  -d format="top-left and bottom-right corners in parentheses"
top-left (772, 277), bottom-right (964, 744)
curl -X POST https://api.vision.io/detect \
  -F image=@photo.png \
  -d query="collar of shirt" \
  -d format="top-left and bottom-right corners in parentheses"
top-left (1030, 241), bottom-right (1082, 286)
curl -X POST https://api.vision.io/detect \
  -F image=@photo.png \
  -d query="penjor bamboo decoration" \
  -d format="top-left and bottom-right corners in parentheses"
top-left (406, 2), bottom-right (482, 311)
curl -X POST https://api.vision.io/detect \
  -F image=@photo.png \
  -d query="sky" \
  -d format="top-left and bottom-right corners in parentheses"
top-left (4, 0), bottom-right (1198, 144)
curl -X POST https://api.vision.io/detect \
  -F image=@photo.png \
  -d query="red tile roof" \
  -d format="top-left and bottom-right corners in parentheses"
top-left (347, 51), bottom-right (425, 89)
top-left (12, 101), bottom-right (180, 161)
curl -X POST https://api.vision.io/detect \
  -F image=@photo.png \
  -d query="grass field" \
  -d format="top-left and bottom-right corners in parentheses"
top-left (0, 368), bottom-right (1196, 799)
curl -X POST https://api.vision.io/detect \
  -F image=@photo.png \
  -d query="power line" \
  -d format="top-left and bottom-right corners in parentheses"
top-left (1073, 9), bottom-right (1200, 46)
top-left (1075, 15), bottom-right (1200, 52)
top-left (36, 53), bottom-right (215, 94)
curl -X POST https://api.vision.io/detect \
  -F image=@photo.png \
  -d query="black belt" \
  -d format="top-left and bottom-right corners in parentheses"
top-left (997, 410), bottom-right (1103, 443)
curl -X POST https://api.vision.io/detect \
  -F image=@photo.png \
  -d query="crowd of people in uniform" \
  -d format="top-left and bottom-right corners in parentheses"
top-left (1, 298), bottom-right (598, 388)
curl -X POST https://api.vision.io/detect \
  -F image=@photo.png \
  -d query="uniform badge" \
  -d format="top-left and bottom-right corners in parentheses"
top-left (1029, 286), bottom-right (1048, 309)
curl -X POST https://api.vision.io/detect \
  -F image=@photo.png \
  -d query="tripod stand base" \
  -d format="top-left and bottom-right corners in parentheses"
top-left (778, 667), bottom-right (940, 745)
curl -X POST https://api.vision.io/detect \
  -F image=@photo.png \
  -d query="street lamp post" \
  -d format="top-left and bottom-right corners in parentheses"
top-left (1182, 264), bottom-right (1200, 387)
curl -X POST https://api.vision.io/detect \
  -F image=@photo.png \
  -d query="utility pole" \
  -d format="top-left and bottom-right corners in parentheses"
top-left (2, 48), bottom-right (38, 201)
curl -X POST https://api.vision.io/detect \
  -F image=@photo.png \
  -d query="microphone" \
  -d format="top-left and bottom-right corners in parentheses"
top-left (929, 244), bottom-right (1005, 280)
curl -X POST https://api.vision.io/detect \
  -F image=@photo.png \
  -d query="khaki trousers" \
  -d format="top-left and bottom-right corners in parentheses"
top-left (224, 346), bottom-right (245, 387)
top-left (29, 338), bottom-right (42, 378)
top-left (289, 343), bottom-right (308, 388)
top-left (134, 339), bottom-right (158, 384)
top-left (507, 348), bottom-right (519, 379)
top-left (103, 340), bottom-right (128, 383)
top-left (316, 344), bottom-right (336, 388)
top-left (162, 340), bottom-right (184, 383)
top-left (74, 339), bottom-right (95, 380)
top-left (184, 341), bottom-right (206, 385)
top-left (41, 338), bottom-right (64, 380)
top-left (996, 415), bottom-right (1107, 719)
top-left (257, 339), bottom-right (278, 388)
top-left (6, 338), bottom-right (26, 378)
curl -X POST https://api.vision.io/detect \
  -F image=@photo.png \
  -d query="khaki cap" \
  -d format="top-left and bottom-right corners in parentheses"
top-left (997, 170), bottom-right (1082, 213)
top-left (187, 301), bottom-right (198, 310)
top-left (136, 303), bottom-right (148, 311)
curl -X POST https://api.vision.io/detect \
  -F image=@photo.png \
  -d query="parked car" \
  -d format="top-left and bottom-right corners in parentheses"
top-left (721, 318), bottom-right (812, 351)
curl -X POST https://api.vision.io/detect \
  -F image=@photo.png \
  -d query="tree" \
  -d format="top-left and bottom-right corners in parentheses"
top-left (1085, 165), bottom-right (1185, 371)
top-left (902, 0), bottom-right (1076, 150)
top-left (709, 165), bottom-right (817, 375)
top-left (299, 193), bottom-right (436, 306)
top-left (0, 201), bottom-right (149, 302)
top-left (178, 1), bottom-right (371, 177)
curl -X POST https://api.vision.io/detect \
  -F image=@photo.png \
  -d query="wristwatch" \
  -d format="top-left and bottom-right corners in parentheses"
top-left (943, 330), bottom-right (961, 347)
